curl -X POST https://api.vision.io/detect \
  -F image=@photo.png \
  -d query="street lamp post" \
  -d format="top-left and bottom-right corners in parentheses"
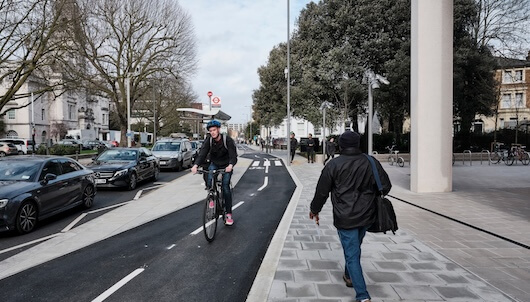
top-left (286, 0), bottom-right (291, 166)
top-left (364, 70), bottom-right (389, 155)
top-left (126, 74), bottom-right (132, 147)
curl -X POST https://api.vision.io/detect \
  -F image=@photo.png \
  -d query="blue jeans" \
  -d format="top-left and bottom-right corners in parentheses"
top-left (207, 163), bottom-right (233, 214)
top-left (337, 226), bottom-right (370, 301)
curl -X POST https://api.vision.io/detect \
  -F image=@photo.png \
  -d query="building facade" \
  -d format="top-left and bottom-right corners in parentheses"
top-left (1, 74), bottom-right (110, 144)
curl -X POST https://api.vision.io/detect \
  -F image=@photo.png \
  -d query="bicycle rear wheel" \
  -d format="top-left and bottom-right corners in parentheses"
top-left (203, 193), bottom-right (218, 242)
top-left (521, 152), bottom-right (530, 165)
top-left (387, 156), bottom-right (394, 165)
top-left (504, 154), bottom-right (515, 166)
top-left (490, 152), bottom-right (501, 164)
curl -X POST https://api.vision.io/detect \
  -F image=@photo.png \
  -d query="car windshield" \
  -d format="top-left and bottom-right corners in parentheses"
top-left (0, 161), bottom-right (39, 181)
top-left (98, 150), bottom-right (138, 161)
top-left (153, 142), bottom-right (181, 151)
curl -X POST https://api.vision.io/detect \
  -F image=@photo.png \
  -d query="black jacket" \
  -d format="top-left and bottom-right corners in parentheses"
top-left (194, 134), bottom-right (238, 169)
top-left (290, 137), bottom-right (298, 151)
top-left (310, 147), bottom-right (392, 229)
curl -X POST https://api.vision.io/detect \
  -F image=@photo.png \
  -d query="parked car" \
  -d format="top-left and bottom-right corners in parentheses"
top-left (0, 142), bottom-right (18, 157)
top-left (87, 147), bottom-right (159, 190)
top-left (0, 138), bottom-right (31, 154)
top-left (82, 140), bottom-right (107, 151)
top-left (57, 139), bottom-right (81, 145)
top-left (0, 156), bottom-right (96, 234)
top-left (151, 138), bottom-right (194, 171)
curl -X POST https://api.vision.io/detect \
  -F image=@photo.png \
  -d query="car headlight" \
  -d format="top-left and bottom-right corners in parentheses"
top-left (0, 198), bottom-right (8, 209)
top-left (113, 169), bottom-right (128, 178)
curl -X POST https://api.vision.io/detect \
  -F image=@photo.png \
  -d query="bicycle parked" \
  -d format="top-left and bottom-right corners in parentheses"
top-left (505, 144), bottom-right (529, 166)
top-left (386, 145), bottom-right (405, 167)
top-left (197, 168), bottom-right (227, 242)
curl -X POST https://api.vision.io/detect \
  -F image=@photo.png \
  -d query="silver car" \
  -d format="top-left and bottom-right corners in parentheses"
top-left (151, 139), bottom-right (194, 171)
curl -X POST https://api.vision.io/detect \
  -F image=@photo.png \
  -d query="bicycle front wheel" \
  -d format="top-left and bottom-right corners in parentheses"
top-left (397, 157), bottom-right (405, 167)
top-left (490, 152), bottom-right (501, 164)
top-left (203, 194), bottom-right (218, 242)
top-left (388, 156), bottom-right (394, 165)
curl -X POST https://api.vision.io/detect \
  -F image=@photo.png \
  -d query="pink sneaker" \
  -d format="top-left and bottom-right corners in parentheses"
top-left (209, 200), bottom-right (215, 209)
top-left (225, 214), bottom-right (234, 226)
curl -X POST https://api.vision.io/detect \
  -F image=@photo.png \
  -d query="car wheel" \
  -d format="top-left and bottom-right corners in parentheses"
top-left (0, 152), bottom-right (6, 157)
top-left (176, 160), bottom-right (183, 172)
top-left (82, 186), bottom-right (95, 208)
top-left (18, 150), bottom-right (24, 155)
top-left (127, 172), bottom-right (138, 190)
top-left (16, 201), bottom-right (38, 234)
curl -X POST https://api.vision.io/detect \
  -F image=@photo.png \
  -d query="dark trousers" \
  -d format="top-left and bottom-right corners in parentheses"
top-left (290, 149), bottom-right (296, 162)
top-left (207, 163), bottom-right (233, 214)
top-left (324, 153), bottom-right (335, 164)
top-left (307, 148), bottom-right (315, 163)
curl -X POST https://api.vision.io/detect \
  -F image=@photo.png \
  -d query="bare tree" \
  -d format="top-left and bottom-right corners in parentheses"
top-left (65, 0), bottom-right (197, 146)
top-left (472, 0), bottom-right (530, 57)
top-left (0, 0), bottom-right (75, 114)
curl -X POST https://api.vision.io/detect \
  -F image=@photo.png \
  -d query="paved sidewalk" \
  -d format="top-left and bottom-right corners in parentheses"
top-left (248, 148), bottom-right (529, 302)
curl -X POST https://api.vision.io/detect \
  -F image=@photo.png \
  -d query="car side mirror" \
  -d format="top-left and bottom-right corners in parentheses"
top-left (40, 173), bottom-right (57, 185)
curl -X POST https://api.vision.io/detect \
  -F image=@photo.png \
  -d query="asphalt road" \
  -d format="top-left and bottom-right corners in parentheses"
top-left (0, 149), bottom-right (296, 302)
top-left (0, 169), bottom-right (188, 261)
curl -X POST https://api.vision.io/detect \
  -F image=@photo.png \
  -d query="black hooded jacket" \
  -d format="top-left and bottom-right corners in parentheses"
top-left (310, 147), bottom-right (392, 229)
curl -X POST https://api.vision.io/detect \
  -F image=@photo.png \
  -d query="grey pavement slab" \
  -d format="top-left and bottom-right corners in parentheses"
top-left (246, 149), bottom-right (528, 302)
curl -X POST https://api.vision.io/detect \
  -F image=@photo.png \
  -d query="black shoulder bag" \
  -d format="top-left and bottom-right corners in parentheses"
top-left (364, 154), bottom-right (398, 235)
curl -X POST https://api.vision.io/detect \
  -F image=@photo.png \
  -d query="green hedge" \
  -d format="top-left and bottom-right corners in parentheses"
top-left (36, 144), bottom-right (82, 155)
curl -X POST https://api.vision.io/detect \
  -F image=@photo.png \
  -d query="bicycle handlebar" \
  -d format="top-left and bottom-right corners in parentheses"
top-left (196, 168), bottom-right (227, 175)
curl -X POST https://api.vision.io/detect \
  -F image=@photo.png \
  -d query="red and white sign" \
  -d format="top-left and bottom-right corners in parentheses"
top-left (211, 96), bottom-right (221, 108)
top-left (207, 91), bottom-right (213, 97)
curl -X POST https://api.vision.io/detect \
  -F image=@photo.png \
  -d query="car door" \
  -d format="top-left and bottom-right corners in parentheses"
top-left (58, 158), bottom-right (83, 206)
top-left (137, 149), bottom-right (150, 180)
top-left (182, 142), bottom-right (193, 167)
top-left (37, 159), bottom-right (68, 215)
top-left (143, 148), bottom-right (157, 178)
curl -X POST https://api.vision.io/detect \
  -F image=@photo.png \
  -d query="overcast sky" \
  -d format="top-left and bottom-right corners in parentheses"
top-left (179, 0), bottom-right (313, 124)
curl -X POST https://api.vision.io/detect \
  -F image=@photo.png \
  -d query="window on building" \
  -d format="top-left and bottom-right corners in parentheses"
top-left (41, 108), bottom-right (45, 120)
top-left (473, 122), bottom-right (483, 133)
top-left (68, 104), bottom-right (75, 120)
top-left (503, 71), bottom-right (513, 83)
top-left (514, 70), bottom-right (523, 82)
top-left (501, 94), bottom-right (511, 108)
top-left (7, 109), bottom-right (15, 119)
top-left (515, 93), bottom-right (525, 108)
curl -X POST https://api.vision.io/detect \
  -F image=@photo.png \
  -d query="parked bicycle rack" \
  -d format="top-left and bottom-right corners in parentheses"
top-left (481, 150), bottom-right (490, 165)
top-left (462, 150), bottom-right (472, 166)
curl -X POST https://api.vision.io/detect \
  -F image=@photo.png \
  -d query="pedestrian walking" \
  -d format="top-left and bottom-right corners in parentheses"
top-left (323, 137), bottom-right (336, 165)
top-left (309, 130), bottom-right (392, 302)
top-left (290, 132), bottom-right (298, 163)
top-left (306, 133), bottom-right (315, 163)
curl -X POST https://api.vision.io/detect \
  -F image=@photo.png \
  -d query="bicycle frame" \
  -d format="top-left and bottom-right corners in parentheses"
top-left (198, 168), bottom-right (227, 242)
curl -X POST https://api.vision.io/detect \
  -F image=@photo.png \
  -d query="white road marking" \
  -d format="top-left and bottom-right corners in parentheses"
top-left (62, 213), bottom-right (88, 232)
top-left (167, 244), bottom-right (176, 250)
top-left (92, 268), bottom-right (145, 302)
top-left (252, 161), bottom-right (260, 167)
top-left (263, 159), bottom-right (271, 166)
top-left (88, 201), bottom-right (131, 214)
top-left (0, 234), bottom-right (59, 255)
top-left (258, 176), bottom-right (268, 191)
top-left (133, 190), bottom-right (143, 200)
top-left (274, 160), bottom-right (282, 166)
top-left (190, 201), bottom-right (245, 236)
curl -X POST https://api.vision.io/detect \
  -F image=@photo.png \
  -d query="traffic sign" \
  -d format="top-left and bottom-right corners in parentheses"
top-left (211, 96), bottom-right (221, 108)
top-left (207, 91), bottom-right (213, 97)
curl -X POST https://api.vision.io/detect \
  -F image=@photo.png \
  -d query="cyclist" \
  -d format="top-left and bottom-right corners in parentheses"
top-left (192, 120), bottom-right (238, 225)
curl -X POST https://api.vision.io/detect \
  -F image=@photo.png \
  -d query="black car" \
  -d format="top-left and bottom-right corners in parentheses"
top-left (0, 156), bottom-right (96, 234)
top-left (88, 147), bottom-right (159, 190)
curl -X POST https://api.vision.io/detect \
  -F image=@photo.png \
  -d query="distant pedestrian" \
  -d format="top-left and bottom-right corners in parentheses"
top-left (289, 132), bottom-right (298, 163)
top-left (309, 130), bottom-right (392, 302)
top-left (323, 137), bottom-right (336, 165)
top-left (306, 133), bottom-right (315, 163)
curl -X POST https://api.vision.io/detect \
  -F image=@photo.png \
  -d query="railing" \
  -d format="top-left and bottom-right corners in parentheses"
top-left (480, 150), bottom-right (490, 165)
top-left (462, 150), bottom-right (472, 166)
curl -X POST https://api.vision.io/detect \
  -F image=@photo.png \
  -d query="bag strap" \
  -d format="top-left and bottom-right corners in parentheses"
top-left (363, 154), bottom-right (384, 194)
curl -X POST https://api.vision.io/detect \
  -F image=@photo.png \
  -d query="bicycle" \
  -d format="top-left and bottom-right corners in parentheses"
top-left (386, 145), bottom-right (405, 167)
top-left (504, 144), bottom-right (529, 166)
top-left (197, 168), bottom-right (227, 242)
top-left (489, 143), bottom-right (506, 164)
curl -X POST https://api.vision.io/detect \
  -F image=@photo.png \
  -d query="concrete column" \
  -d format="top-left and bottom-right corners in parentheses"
top-left (411, 0), bottom-right (453, 192)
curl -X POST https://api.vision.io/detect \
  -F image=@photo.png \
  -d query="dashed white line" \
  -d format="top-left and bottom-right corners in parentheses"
top-left (133, 190), bottom-right (143, 200)
top-left (274, 160), bottom-right (282, 166)
top-left (92, 268), bottom-right (145, 302)
top-left (167, 244), bottom-right (176, 250)
top-left (252, 161), bottom-right (260, 167)
top-left (258, 176), bottom-right (268, 191)
top-left (190, 201), bottom-right (245, 236)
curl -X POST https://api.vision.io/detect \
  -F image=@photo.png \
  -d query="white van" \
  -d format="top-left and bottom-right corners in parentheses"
top-left (0, 138), bottom-right (31, 154)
